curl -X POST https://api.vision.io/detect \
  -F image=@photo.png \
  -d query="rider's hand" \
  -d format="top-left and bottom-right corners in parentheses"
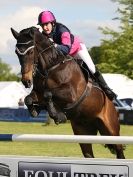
top-left (49, 38), bottom-right (54, 42)
top-left (54, 43), bottom-right (57, 47)
top-left (49, 38), bottom-right (57, 47)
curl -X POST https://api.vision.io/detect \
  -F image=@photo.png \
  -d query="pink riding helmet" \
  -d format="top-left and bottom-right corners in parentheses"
top-left (37, 11), bottom-right (56, 25)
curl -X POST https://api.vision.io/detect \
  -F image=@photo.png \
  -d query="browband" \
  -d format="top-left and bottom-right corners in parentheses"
top-left (16, 46), bottom-right (34, 55)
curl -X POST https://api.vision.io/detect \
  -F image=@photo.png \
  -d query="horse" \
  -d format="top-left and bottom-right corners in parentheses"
top-left (11, 26), bottom-right (125, 159)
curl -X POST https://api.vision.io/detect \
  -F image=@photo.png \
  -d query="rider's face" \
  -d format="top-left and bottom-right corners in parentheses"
top-left (42, 22), bottom-right (53, 34)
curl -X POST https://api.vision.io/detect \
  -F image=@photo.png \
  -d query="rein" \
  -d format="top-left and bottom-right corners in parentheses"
top-left (34, 42), bottom-right (57, 79)
top-left (39, 44), bottom-right (54, 55)
top-left (34, 41), bottom-right (73, 79)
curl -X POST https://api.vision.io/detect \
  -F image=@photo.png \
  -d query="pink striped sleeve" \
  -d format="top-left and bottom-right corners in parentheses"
top-left (61, 32), bottom-right (71, 45)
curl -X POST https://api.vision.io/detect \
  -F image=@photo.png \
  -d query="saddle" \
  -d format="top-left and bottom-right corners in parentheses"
top-left (76, 59), bottom-right (94, 82)
top-left (77, 60), bottom-right (101, 89)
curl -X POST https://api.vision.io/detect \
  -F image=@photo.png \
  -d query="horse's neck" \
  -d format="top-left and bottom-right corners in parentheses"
top-left (35, 31), bottom-right (67, 71)
top-left (39, 46), bottom-right (67, 72)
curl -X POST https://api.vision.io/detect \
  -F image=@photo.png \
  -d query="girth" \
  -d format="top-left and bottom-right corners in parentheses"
top-left (63, 83), bottom-right (92, 113)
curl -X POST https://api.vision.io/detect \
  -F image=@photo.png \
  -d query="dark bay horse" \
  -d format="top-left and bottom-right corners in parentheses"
top-left (11, 26), bottom-right (125, 159)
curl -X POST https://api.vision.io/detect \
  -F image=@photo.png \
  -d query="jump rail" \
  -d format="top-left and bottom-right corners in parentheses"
top-left (0, 134), bottom-right (133, 144)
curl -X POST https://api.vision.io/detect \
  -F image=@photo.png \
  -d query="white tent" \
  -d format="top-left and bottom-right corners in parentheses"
top-left (0, 81), bottom-right (31, 108)
top-left (0, 74), bottom-right (133, 107)
top-left (103, 74), bottom-right (133, 99)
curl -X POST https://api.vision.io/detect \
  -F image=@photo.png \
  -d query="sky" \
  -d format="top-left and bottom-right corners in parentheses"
top-left (0, 0), bottom-right (120, 73)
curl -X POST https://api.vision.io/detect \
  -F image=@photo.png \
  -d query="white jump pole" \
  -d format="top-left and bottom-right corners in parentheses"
top-left (0, 134), bottom-right (133, 144)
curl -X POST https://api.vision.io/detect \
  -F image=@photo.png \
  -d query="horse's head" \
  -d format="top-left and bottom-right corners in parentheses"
top-left (11, 26), bottom-right (52, 88)
top-left (11, 26), bottom-right (62, 88)
top-left (11, 27), bottom-right (39, 88)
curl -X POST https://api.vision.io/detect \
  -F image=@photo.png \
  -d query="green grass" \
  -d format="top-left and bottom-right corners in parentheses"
top-left (0, 122), bottom-right (133, 158)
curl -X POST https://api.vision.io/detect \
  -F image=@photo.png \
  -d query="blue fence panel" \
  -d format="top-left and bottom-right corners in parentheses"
top-left (0, 108), bottom-right (48, 122)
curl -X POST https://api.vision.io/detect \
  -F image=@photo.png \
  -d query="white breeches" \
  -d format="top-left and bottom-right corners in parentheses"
top-left (74, 43), bottom-right (96, 74)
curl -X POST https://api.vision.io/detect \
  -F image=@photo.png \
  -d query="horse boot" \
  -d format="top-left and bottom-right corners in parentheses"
top-left (93, 70), bottom-right (117, 101)
top-left (44, 92), bottom-right (67, 124)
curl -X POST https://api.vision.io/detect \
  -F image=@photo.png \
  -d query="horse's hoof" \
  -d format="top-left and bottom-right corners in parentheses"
top-left (30, 110), bottom-right (38, 117)
top-left (54, 120), bottom-right (59, 125)
top-left (24, 96), bottom-right (33, 105)
top-left (61, 117), bottom-right (67, 123)
top-left (54, 114), bottom-right (67, 125)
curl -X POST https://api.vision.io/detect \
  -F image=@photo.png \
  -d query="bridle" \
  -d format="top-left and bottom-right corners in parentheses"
top-left (16, 40), bottom-right (54, 56)
top-left (16, 40), bottom-right (34, 55)
top-left (16, 38), bottom-right (55, 78)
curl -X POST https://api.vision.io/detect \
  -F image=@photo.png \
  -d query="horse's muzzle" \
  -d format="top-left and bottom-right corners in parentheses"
top-left (22, 79), bottom-right (32, 88)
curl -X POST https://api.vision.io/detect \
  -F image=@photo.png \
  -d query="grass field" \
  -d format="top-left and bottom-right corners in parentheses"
top-left (0, 121), bottom-right (133, 158)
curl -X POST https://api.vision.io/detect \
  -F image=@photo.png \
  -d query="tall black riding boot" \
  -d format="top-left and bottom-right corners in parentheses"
top-left (94, 70), bottom-right (117, 100)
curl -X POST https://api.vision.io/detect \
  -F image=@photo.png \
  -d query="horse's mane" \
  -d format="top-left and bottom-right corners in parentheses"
top-left (18, 26), bottom-right (51, 48)
top-left (20, 26), bottom-right (39, 34)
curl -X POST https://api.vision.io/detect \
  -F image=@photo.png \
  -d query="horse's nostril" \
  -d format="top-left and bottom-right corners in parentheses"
top-left (27, 80), bottom-right (30, 84)
top-left (21, 80), bottom-right (32, 88)
top-left (21, 80), bottom-right (25, 86)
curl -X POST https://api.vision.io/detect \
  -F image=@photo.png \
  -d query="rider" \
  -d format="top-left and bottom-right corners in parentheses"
top-left (37, 10), bottom-right (117, 101)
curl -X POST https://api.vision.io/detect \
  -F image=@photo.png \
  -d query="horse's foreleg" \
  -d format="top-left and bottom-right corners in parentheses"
top-left (24, 93), bottom-right (41, 117)
top-left (44, 91), bottom-right (67, 124)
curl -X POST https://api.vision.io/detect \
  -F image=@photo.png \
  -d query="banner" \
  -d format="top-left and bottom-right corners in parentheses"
top-left (0, 108), bottom-right (48, 122)
top-left (0, 156), bottom-right (133, 177)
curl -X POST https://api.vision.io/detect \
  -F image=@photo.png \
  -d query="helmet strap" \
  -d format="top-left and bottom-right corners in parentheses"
top-left (51, 22), bottom-right (56, 32)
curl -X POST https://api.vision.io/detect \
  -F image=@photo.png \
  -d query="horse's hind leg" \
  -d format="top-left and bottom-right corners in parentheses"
top-left (80, 143), bottom-right (94, 158)
top-left (114, 144), bottom-right (125, 159)
top-left (71, 120), bottom-right (97, 158)
top-left (97, 117), bottom-right (125, 159)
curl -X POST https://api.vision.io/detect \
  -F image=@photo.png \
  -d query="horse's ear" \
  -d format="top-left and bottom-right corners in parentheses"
top-left (11, 28), bottom-right (19, 39)
top-left (29, 29), bottom-right (34, 38)
top-left (29, 27), bottom-right (38, 38)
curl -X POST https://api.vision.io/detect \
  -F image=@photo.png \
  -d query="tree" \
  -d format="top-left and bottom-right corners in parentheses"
top-left (112, 0), bottom-right (133, 25)
top-left (89, 46), bottom-right (102, 65)
top-left (0, 58), bottom-right (19, 81)
top-left (96, 0), bottom-right (133, 79)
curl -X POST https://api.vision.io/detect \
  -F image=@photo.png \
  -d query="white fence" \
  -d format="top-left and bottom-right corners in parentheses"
top-left (1, 134), bottom-right (133, 144)
top-left (0, 134), bottom-right (133, 177)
